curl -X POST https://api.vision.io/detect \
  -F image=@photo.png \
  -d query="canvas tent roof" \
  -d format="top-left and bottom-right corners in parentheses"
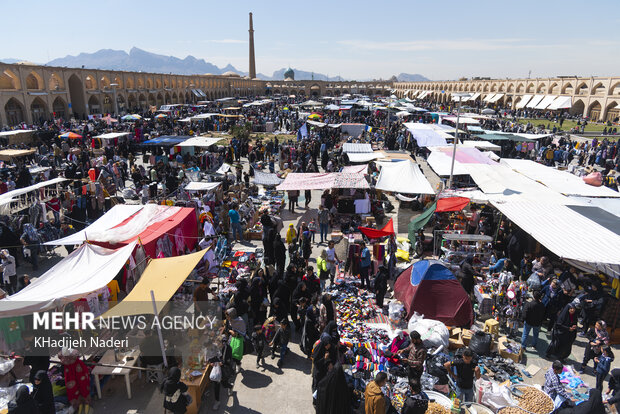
top-left (461, 140), bottom-right (501, 151)
top-left (535, 95), bottom-right (557, 110)
top-left (426, 151), bottom-right (469, 176)
top-left (142, 136), bottom-right (190, 146)
top-left (0, 149), bottom-right (36, 161)
top-left (488, 93), bottom-right (504, 103)
top-left (346, 152), bottom-right (383, 163)
top-left (101, 249), bottom-right (205, 317)
top-left (515, 95), bottom-right (533, 109)
top-left (0, 242), bottom-right (136, 317)
top-left (93, 132), bottom-right (130, 140)
top-left (375, 160), bottom-right (434, 194)
top-left (501, 158), bottom-right (620, 198)
top-left (252, 171), bottom-right (284, 186)
top-left (341, 164), bottom-right (368, 174)
top-left (490, 199), bottom-right (620, 277)
top-left (403, 122), bottom-right (448, 147)
top-left (526, 95), bottom-right (545, 108)
top-left (175, 136), bottom-right (222, 147)
top-left (276, 172), bottom-right (369, 191)
top-left (184, 181), bottom-right (221, 191)
top-left (548, 96), bottom-right (572, 110)
top-left (342, 143), bottom-right (373, 153)
top-left (45, 204), bottom-right (198, 259)
top-left (394, 260), bottom-right (474, 325)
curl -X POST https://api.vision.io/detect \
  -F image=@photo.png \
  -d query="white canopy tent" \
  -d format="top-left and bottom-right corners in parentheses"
top-left (93, 132), bottom-right (130, 140)
top-left (342, 143), bottom-right (373, 153)
top-left (0, 242), bottom-right (136, 317)
top-left (375, 160), bottom-right (434, 194)
top-left (175, 137), bottom-right (222, 147)
top-left (442, 116), bottom-right (480, 125)
top-left (184, 181), bottom-right (222, 191)
top-left (515, 95), bottom-right (533, 109)
top-left (483, 94), bottom-right (496, 102)
top-left (490, 199), bottom-right (620, 278)
top-left (547, 96), bottom-right (572, 110)
top-left (535, 95), bottom-right (557, 110)
top-left (501, 158), bottom-right (620, 198)
top-left (403, 123), bottom-right (449, 147)
top-left (426, 151), bottom-right (470, 176)
top-left (461, 140), bottom-right (501, 151)
top-left (347, 152), bottom-right (384, 163)
top-left (526, 95), bottom-right (545, 108)
top-left (488, 93), bottom-right (504, 103)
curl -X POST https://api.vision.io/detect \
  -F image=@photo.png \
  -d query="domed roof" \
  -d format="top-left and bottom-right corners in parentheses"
top-left (283, 67), bottom-right (295, 80)
top-left (222, 71), bottom-right (241, 77)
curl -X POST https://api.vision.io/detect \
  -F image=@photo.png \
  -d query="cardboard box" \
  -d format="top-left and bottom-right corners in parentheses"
top-left (449, 335), bottom-right (465, 350)
top-left (498, 336), bottom-right (523, 363)
top-left (461, 329), bottom-right (472, 346)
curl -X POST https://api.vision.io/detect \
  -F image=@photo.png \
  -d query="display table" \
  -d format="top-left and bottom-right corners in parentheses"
top-left (92, 348), bottom-right (141, 399)
top-left (184, 364), bottom-right (212, 414)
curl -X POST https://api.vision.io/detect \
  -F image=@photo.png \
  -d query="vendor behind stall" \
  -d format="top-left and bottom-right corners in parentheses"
top-left (444, 347), bottom-right (480, 402)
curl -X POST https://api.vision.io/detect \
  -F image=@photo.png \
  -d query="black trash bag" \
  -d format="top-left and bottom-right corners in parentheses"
top-left (469, 331), bottom-right (492, 356)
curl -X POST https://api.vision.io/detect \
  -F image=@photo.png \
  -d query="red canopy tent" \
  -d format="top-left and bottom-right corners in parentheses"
top-left (436, 197), bottom-right (470, 213)
top-left (92, 207), bottom-right (198, 259)
top-left (358, 218), bottom-right (395, 239)
top-left (394, 260), bottom-right (473, 326)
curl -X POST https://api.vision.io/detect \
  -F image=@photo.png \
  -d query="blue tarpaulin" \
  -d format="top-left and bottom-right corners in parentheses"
top-left (141, 136), bottom-right (191, 146)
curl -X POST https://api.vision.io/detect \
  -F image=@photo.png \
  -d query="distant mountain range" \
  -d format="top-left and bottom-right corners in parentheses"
top-left (2, 48), bottom-right (430, 82)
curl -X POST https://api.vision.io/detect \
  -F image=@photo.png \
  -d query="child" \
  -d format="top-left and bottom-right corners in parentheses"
top-left (269, 319), bottom-right (291, 368)
top-left (251, 325), bottom-right (267, 368)
top-left (595, 347), bottom-right (613, 391)
top-left (308, 219), bottom-right (317, 244)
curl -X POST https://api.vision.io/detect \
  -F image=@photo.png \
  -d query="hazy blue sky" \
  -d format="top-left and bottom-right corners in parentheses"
top-left (2, 0), bottom-right (620, 80)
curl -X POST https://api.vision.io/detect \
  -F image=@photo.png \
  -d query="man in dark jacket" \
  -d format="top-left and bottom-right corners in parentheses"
top-left (521, 290), bottom-right (546, 349)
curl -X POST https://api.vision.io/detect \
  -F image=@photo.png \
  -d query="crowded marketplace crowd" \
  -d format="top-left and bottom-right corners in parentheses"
top-left (0, 92), bottom-right (618, 414)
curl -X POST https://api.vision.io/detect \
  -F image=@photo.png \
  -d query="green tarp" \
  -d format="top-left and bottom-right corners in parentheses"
top-left (408, 202), bottom-right (437, 243)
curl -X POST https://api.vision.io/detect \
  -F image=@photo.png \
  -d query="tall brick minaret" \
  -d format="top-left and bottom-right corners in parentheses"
top-left (248, 12), bottom-right (256, 79)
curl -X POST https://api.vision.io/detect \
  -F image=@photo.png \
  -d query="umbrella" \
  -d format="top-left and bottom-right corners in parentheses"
top-left (121, 114), bottom-right (142, 121)
top-left (102, 115), bottom-right (118, 125)
top-left (59, 132), bottom-right (82, 139)
top-left (282, 107), bottom-right (289, 111)
top-left (481, 108), bottom-right (496, 115)
top-left (155, 114), bottom-right (168, 119)
top-left (307, 113), bottom-right (323, 120)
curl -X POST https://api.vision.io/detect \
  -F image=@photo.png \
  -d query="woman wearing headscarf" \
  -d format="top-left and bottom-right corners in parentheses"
top-left (605, 369), bottom-right (620, 411)
top-left (269, 297), bottom-right (288, 323)
top-left (249, 274), bottom-right (267, 326)
top-left (161, 367), bottom-right (189, 414)
top-left (291, 281), bottom-right (311, 331)
top-left (312, 333), bottom-right (335, 393)
top-left (7, 385), bottom-right (38, 414)
top-left (301, 301), bottom-right (320, 358)
top-left (546, 302), bottom-right (578, 362)
top-left (32, 370), bottom-right (55, 414)
top-left (16, 275), bottom-right (30, 293)
top-left (316, 363), bottom-right (352, 414)
top-left (557, 388), bottom-right (605, 414)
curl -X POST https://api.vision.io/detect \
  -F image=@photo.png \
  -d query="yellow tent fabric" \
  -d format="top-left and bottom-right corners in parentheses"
top-left (101, 249), bottom-right (205, 318)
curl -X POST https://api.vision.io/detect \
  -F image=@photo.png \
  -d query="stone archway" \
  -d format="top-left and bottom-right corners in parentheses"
top-left (88, 95), bottom-right (101, 115)
top-left (68, 74), bottom-right (86, 119)
top-left (30, 97), bottom-right (48, 123)
top-left (128, 94), bottom-right (137, 111)
top-left (138, 93), bottom-right (147, 109)
top-left (5, 98), bottom-right (25, 125)
top-left (52, 96), bottom-right (67, 119)
top-left (570, 99), bottom-right (585, 117)
top-left (25, 71), bottom-right (44, 90)
top-left (587, 100), bottom-right (602, 120)
top-left (605, 101), bottom-right (619, 122)
top-left (0, 69), bottom-right (20, 90)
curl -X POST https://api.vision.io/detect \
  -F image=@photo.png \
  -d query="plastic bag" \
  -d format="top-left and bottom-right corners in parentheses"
top-left (209, 364), bottom-right (222, 382)
top-left (469, 331), bottom-right (492, 356)
top-left (408, 314), bottom-right (449, 349)
top-left (527, 273), bottom-right (541, 290)
top-left (583, 172), bottom-right (603, 186)
top-left (389, 301), bottom-right (406, 321)
top-left (230, 336), bottom-right (244, 361)
top-left (478, 378), bottom-right (515, 410)
top-left (0, 358), bottom-right (15, 375)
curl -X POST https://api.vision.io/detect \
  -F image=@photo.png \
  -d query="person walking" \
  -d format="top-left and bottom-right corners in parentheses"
top-left (228, 203), bottom-right (243, 243)
top-left (521, 290), bottom-right (546, 350)
top-left (318, 205), bottom-right (330, 244)
top-left (359, 242), bottom-right (371, 289)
